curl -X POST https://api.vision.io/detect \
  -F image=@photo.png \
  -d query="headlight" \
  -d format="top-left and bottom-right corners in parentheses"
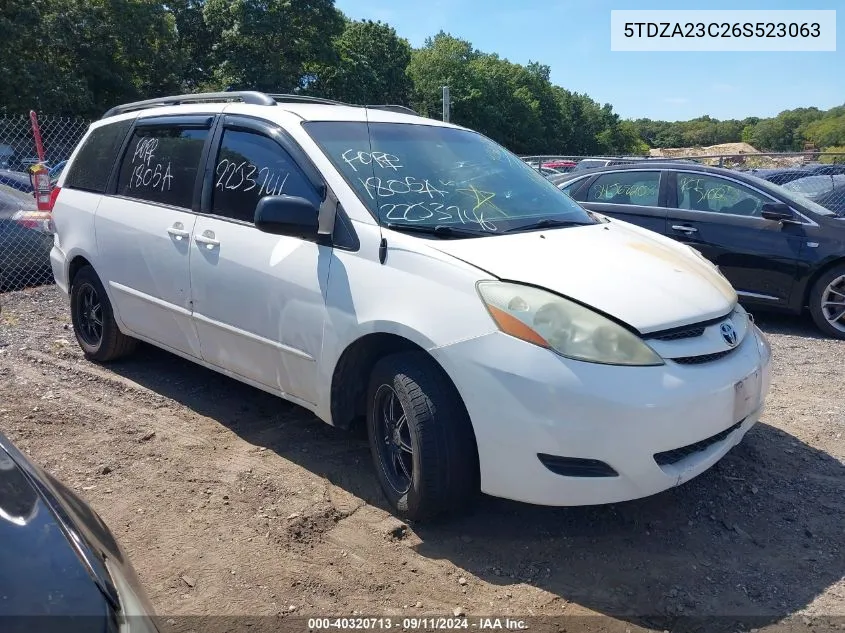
top-left (476, 281), bottom-right (664, 366)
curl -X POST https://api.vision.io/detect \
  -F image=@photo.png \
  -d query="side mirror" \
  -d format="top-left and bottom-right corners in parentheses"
top-left (254, 195), bottom-right (319, 240)
top-left (761, 202), bottom-right (799, 223)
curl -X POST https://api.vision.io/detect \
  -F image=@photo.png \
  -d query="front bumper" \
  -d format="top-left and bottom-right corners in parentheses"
top-left (430, 323), bottom-right (772, 506)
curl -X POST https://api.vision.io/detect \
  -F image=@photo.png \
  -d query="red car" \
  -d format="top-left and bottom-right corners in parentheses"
top-left (542, 160), bottom-right (576, 172)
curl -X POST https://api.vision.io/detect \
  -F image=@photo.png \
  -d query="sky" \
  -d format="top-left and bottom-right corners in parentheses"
top-left (333, 0), bottom-right (843, 122)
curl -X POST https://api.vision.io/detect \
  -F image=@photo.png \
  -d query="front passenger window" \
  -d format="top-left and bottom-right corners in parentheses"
top-left (211, 130), bottom-right (320, 223)
top-left (676, 174), bottom-right (768, 217)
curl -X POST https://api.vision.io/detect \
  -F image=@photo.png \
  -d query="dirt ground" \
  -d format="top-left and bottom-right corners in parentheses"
top-left (1, 284), bottom-right (843, 632)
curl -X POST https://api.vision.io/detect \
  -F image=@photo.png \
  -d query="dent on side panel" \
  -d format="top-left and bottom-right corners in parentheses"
top-left (312, 226), bottom-right (494, 421)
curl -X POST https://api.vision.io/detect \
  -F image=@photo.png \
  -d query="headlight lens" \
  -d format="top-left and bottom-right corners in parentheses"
top-left (477, 281), bottom-right (664, 366)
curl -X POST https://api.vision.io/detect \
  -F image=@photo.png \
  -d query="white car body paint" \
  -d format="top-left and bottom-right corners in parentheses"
top-left (50, 100), bottom-right (772, 507)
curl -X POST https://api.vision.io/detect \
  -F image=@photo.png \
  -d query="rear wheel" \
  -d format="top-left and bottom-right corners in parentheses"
top-left (70, 266), bottom-right (137, 361)
top-left (366, 352), bottom-right (479, 521)
top-left (809, 264), bottom-right (845, 339)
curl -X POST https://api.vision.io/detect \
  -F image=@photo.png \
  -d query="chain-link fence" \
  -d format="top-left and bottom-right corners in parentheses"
top-left (0, 113), bottom-right (90, 291)
top-left (523, 151), bottom-right (845, 218)
top-left (3, 115), bottom-right (845, 295)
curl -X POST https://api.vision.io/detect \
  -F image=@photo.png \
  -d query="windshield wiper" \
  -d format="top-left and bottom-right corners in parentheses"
top-left (502, 218), bottom-right (591, 233)
top-left (384, 223), bottom-right (491, 238)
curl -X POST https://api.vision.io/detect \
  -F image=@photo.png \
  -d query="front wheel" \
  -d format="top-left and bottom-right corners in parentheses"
top-left (366, 352), bottom-right (479, 521)
top-left (70, 265), bottom-right (137, 361)
top-left (809, 265), bottom-right (845, 339)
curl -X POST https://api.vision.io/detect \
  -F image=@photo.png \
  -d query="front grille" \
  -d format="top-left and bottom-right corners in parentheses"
top-left (652, 327), bottom-right (706, 341)
top-left (654, 420), bottom-right (743, 466)
top-left (671, 348), bottom-right (736, 365)
top-left (537, 454), bottom-right (618, 478)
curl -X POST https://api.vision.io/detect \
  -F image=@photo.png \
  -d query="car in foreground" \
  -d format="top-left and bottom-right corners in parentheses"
top-left (50, 91), bottom-right (771, 520)
top-left (556, 162), bottom-right (845, 338)
top-left (0, 430), bottom-right (160, 632)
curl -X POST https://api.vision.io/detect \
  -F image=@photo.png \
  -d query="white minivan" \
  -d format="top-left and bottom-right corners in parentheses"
top-left (50, 92), bottom-right (772, 520)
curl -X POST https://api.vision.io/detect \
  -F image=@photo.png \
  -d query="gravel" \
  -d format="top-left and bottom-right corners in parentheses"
top-left (1, 284), bottom-right (843, 630)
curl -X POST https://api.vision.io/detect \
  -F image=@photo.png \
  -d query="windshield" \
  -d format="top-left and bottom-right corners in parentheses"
top-left (303, 121), bottom-right (594, 233)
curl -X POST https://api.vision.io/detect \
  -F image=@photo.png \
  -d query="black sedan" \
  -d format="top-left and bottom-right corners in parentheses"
top-left (0, 430), bottom-right (161, 633)
top-left (555, 163), bottom-right (845, 338)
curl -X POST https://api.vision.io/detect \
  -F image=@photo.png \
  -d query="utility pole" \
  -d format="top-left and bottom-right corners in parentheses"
top-left (442, 86), bottom-right (450, 123)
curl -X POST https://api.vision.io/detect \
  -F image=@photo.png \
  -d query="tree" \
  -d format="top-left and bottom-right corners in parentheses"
top-left (804, 115), bottom-right (845, 148)
top-left (166, 0), bottom-right (215, 91)
top-left (1, 0), bottom-right (181, 118)
top-left (407, 32), bottom-right (479, 121)
top-left (203, 0), bottom-right (343, 92)
top-left (308, 19), bottom-right (413, 105)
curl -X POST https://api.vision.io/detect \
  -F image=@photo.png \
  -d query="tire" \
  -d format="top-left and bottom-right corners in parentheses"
top-left (809, 264), bottom-right (845, 339)
top-left (70, 265), bottom-right (137, 361)
top-left (366, 351), bottom-right (479, 521)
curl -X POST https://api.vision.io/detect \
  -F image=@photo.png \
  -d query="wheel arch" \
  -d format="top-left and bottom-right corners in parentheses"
top-left (802, 257), bottom-right (845, 308)
top-left (68, 254), bottom-right (94, 288)
top-left (328, 331), bottom-right (475, 442)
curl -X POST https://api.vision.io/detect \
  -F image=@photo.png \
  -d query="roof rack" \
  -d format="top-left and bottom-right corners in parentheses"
top-left (102, 91), bottom-right (276, 118)
top-left (366, 104), bottom-right (419, 115)
top-left (266, 93), bottom-right (350, 106)
top-left (102, 90), bottom-right (419, 119)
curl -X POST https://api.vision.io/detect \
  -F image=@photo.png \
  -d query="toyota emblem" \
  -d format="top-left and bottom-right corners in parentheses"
top-left (720, 322), bottom-right (738, 347)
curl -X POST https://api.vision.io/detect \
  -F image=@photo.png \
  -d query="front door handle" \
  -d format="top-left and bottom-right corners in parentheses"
top-left (195, 230), bottom-right (220, 249)
top-left (671, 224), bottom-right (698, 234)
top-left (167, 223), bottom-right (190, 240)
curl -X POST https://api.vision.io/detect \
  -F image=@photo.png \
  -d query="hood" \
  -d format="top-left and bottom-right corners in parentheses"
top-left (430, 220), bottom-right (737, 333)
top-left (0, 436), bottom-right (111, 620)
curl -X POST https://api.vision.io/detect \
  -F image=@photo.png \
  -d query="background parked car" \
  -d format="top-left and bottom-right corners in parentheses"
top-left (0, 169), bottom-right (33, 193)
top-left (0, 184), bottom-right (53, 289)
top-left (569, 156), bottom-right (649, 172)
top-left (542, 159), bottom-right (576, 172)
top-left (781, 174), bottom-right (845, 198)
top-left (804, 163), bottom-right (845, 176)
top-left (781, 174), bottom-right (845, 216)
top-left (556, 162), bottom-right (845, 338)
top-left (746, 168), bottom-right (817, 186)
top-left (0, 430), bottom-right (160, 631)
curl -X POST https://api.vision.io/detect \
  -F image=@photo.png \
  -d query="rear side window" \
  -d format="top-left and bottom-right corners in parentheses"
top-left (211, 129), bottom-right (320, 223)
top-left (63, 119), bottom-right (133, 193)
top-left (586, 171), bottom-right (660, 206)
top-left (116, 125), bottom-right (209, 209)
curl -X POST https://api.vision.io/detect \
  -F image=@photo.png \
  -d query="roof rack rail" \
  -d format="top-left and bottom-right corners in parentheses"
top-left (366, 104), bottom-right (419, 115)
top-left (266, 93), bottom-right (350, 106)
top-left (101, 91), bottom-right (276, 119)
top-left (102, 90), bottom-right (421, 120)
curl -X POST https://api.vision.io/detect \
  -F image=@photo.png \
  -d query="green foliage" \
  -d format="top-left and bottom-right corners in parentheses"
top-left (804, 116), bottom-right (845, 149)
top-left (819, 146), bottom-right (845, 164)
top-left (5, 1), bottom-right (839, 157)
top-left (632, 106), bottom-right (843, 153)
top-left (203, 0), bottom-right (343, 92)
top-left (306, 19), bottom-right (413, 105)
top-left (1, 0), bottom-right (181, 118)
top-left (407, 33), bottom-right (642, 155)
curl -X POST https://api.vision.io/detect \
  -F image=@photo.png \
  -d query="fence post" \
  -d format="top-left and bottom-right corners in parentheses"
top-left (29, 110), bottom-right (46, 163)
